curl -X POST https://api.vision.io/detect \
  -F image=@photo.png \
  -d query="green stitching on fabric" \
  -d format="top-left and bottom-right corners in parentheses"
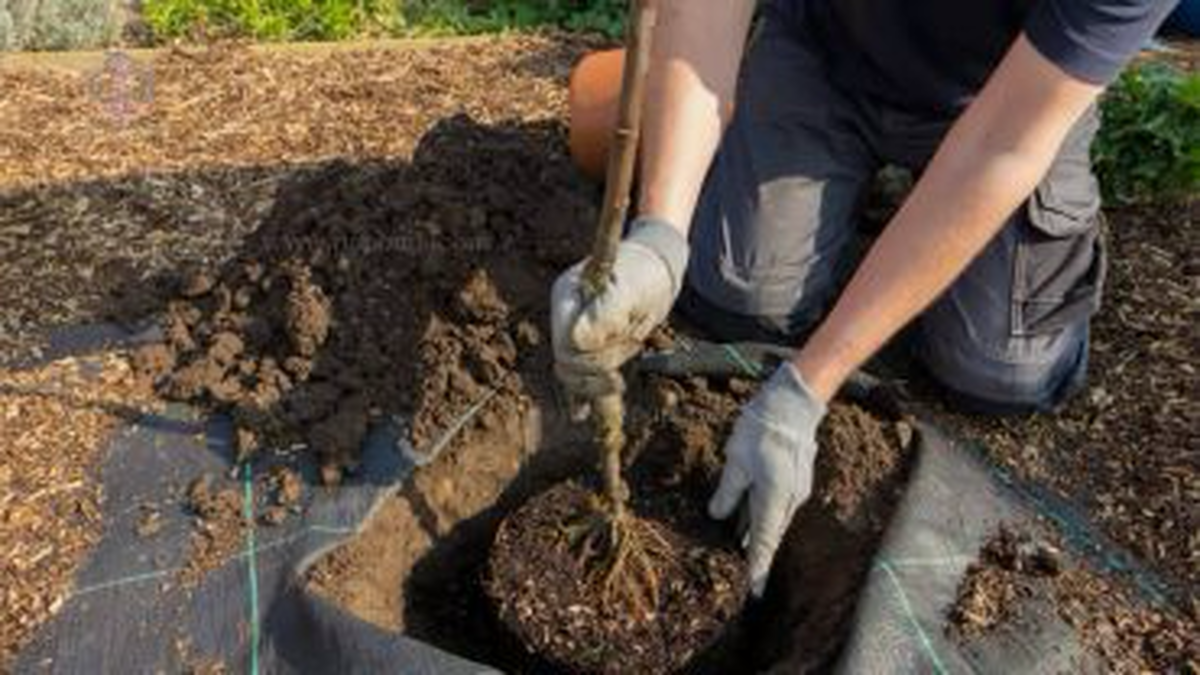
top-left (722, 344), bottom-right (762, 378)
top-left (71, 567), bottom-right (177, 598)
top-left (877, 560), bottom-right (951, 675)
top-left (884, 555), bottom-right (976, 569)
top-left (69, 525), bottom-right (355, 599)
top-left (241, 464), bottom-right (261, 675)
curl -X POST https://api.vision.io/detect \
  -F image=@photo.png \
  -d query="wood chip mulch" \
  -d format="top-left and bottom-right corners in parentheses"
top-left (0, 354), bottom-right (158, 669)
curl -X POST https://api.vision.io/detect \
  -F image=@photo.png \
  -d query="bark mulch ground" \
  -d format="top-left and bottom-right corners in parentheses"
top-left (0, 354), bottom-right (157, 669)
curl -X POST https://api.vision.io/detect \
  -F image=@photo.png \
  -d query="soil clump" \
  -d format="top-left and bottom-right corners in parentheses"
top-left (180, 474), bottom-right (247, 586)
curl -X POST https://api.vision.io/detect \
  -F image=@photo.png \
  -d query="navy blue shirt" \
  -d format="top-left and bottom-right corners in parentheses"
top-left (804, 0), bottom-right (1179, 113)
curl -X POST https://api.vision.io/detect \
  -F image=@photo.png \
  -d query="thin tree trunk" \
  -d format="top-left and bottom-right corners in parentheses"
top-left (579, 0), bottom-right (658, 513)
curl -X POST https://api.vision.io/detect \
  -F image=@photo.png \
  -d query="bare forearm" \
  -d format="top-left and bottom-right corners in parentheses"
top-left (794, 36), bottom-right (1101, 401)
top-left (795, 136), bottom-right (1051, 399)
top-left (638, 0), bottom-right (755, 232)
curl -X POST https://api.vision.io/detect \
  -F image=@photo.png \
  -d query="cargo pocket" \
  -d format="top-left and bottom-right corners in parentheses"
top-left (1011, 157), bottom-right (1106, 337)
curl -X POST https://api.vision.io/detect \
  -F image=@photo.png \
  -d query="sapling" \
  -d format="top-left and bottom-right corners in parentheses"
top-left (566, 0), bottom-right (673, 613)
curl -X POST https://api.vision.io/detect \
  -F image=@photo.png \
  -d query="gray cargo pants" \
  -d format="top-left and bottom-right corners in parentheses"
top-left (678, 3), bottom-right (1105, 413)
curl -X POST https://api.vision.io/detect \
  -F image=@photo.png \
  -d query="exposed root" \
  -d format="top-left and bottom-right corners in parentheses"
top-left (562, 493), bottom-right (675, 618)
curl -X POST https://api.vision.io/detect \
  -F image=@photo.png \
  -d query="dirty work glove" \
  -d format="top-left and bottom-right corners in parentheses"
top-left (551, 218), bottom-right (689, 416)
top-left (709, 362), bottom-right (827, 597)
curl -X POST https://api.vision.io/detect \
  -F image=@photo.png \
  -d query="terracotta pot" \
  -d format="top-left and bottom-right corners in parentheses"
top-left (568, 48), bottom-right (625, 181)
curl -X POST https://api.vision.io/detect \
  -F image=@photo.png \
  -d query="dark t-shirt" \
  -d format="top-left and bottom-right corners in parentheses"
top-left (804, 0), bottom-right (1179, 113)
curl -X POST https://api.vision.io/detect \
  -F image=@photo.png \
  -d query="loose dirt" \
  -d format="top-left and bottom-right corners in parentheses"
top-left (128, 112), bottom-right (596, 486)
top-left (948, 525), bottom-right (1199, 673)
top-left (754, 403), bottom-right (916, 674)
top-left (948, 526), bottom-right (1065, 638)
top-left (180, 474), bottom-right (247, 586)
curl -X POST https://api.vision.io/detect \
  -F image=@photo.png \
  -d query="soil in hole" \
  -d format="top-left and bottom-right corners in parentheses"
top-left (311, 368), bottom-right (915, 674)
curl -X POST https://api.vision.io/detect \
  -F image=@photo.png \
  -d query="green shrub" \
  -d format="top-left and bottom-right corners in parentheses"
top-left (141, 0), bottom-right (625, 42)
top-left (0, 0), bottom-right (122, 51)
top-left (142, 0), bottom-right (400, 42)
top-left (1094, 62), bottom-right (1200, 205)
top-left (560, 0), bottom-right (624, 37)
top-left (397, 0), bottom-right (623, 38)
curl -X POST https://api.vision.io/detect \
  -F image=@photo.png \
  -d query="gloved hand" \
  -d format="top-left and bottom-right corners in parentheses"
top-left (551, 218), bottom-right (689, 414)
top-left (708, 362), bottom-right (827, 597)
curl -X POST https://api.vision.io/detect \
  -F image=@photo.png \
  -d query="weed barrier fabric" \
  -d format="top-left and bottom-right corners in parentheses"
top-left (12, 329), bottom-right (1171, 674)
top-left (12, 324), bottom-right (491, 674)
top-left (14, 401), bottom-right (491, 674)
top-left (835, 423), bottom-right (1091, 673)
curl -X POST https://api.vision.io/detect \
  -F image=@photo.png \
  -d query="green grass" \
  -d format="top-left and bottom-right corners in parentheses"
top-left (1094, 62), bottom-right (1200, 205)
top-left (141, 0), bottom-right (626, 42)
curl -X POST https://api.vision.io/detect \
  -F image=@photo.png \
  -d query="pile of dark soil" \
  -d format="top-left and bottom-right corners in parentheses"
top-left (947, 525), bottom-right (1199, 672)
top-left (129, 115), bottom-right (596, 485)
top-left (0, 35), bottom-right (594, 365)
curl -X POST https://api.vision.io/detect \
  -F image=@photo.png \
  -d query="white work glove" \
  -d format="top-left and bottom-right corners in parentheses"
top-left (709, 362), bottom-right (827, 597)
top-left (551, 218), bottom-right (689, 415)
